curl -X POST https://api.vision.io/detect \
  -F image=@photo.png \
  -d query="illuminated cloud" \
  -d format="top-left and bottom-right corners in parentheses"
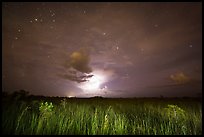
top-left (59, 48), bottom-right (93, 83)
top-left (69, 48), bottom-right (92, 74)
top-left (170, 72), bottom-right (190, 85)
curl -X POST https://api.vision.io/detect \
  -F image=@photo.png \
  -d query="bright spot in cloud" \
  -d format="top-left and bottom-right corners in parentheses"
top-left (77, 68), bottom-right (116, 96)
top-left (79, 72), bottom-right (105, 93)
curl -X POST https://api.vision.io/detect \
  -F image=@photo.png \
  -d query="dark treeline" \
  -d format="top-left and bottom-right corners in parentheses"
top-left (2, 89), bottom-right (202, 103)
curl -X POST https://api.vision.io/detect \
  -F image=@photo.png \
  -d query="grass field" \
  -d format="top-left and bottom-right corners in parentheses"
top-left (2, 96), bottom-right (202, 135)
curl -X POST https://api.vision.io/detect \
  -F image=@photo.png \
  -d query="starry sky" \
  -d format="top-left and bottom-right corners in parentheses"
top-left (2, 2), bottom-right (202, 97)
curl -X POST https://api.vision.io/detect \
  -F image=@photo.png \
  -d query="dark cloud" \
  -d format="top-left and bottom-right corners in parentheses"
top-left (79, 74), bottom-right (94, 79)
top-left (69, 48), bottom-right (92, 74)
top-left (59, 48), bottom-right (93, 83)
top-left (59, 73), bottom-right (93, 83)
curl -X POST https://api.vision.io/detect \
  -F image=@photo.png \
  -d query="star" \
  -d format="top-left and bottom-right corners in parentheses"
top-left (35, 18), bottom-right (38, 21)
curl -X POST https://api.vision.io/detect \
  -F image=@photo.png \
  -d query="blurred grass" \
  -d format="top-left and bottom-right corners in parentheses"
top-left (2, 97), bottom-right (202, 135)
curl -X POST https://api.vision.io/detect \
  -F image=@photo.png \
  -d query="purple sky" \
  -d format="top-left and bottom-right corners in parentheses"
top-left (2, 2), bottom-right (202, 97)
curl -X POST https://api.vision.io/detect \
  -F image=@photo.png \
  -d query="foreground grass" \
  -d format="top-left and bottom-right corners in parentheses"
top-left (2, 97), bottom-right (202, 135)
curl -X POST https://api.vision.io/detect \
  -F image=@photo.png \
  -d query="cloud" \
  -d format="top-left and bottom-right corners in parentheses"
top-left (170, 72), bottom-right (190, 85)
top-left (59, 48), bottom-right (93, 83)
top-left (59, 73), bottom-right (94, 83)
top-left (69, 48), bottom-right (92, 74)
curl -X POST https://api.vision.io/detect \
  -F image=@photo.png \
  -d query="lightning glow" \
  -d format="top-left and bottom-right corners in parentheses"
top-left (78, 71), bottom-right (106, 93)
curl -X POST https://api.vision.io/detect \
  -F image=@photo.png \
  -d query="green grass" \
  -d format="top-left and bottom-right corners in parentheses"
top-left (2, 97), bottom-right (202, 135)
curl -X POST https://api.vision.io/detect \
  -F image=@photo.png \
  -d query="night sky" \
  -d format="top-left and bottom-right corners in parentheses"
top-left (2, 2), bottom-right (202, 97)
